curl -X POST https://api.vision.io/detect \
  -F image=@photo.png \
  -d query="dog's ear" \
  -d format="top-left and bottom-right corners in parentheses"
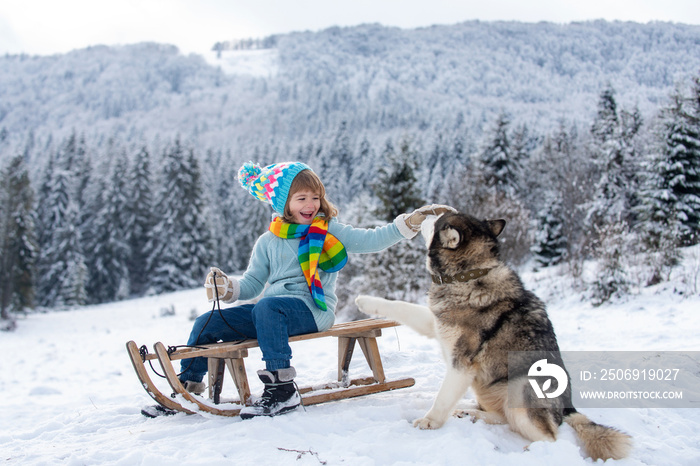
top-left (439, 227), bottom-right (461, 249)
top-left (487, 219), bottom-right (506, 237)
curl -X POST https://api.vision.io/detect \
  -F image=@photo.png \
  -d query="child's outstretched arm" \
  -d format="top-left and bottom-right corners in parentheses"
top-left (330, 204), bottom-right (455, 253)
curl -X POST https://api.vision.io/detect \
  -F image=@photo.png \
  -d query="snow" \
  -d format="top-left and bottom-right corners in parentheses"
top-left (201, 48), bottom-right (278, 77)
top-left (3, 251), bottom-right (700, 465)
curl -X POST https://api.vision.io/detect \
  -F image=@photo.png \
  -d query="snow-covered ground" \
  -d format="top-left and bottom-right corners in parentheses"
top-left (201, 48), bottom-right (278, 77)
top-left (3, 249), bottom-right (700, 465)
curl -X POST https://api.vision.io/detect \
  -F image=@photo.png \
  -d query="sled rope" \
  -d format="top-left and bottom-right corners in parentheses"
top-left (209, 270), bottom-right (250, 341)
top-left (141, 271), bottom-right (256, 383)
top-left (172, 270), bottom-right (250, 378)
top-left (142, 270), bottom-right (249, 379)
top-left (140, 344), bottom-right (167, 379)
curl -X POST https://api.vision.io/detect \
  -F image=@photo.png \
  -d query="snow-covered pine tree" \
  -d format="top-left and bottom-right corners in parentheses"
top-left (586, 86), bottom-right (642, 232)
top-left (634, 105), bottom-right (684, 284)
top-left (635, 148), bottom-right (682, 286)
top-left (351, 136), bottom-right (375, 193)
top-left (63, 132), bottom-right (92, 215)
top-left (480, 111), bottom-right (519, 196)
top-left (373, 138), bottom-right (424, 219)
top-left (146, 139), bottom-right (214, 293)
top-left (201, 150), bottom-right (270, 274)
top-left (590, 85), bottom-right (618, 144)
top-left (424, 132), bottom-right (450, 202)
top-left (34, 142), bottom-right (89, 309)
top-left (510, 123), bottom-right (536, 199)
top-left (229, 182), bottom-right (272, 273)
top-left (0, 155), bottom-right (37, 330)
top-left (590, 221), bottom-right (630, 306)
top-left (35, 154), bottom-right (56, 256)
top-left (181, 147), bottom-right (216, 283)
top-left (531, 191), bottom-right (567, 267)
top-left (84, 150), bottom-right (131, 303)
top-left (659, 86), bottom-right (700, 245)
top-left (585, 87), bottom-right (643, 301)
top-left (360, 137), bottom-right (427, 301)
top-left (324, 121), bottom-right (355, 205)
top-left (38, 166), bottom-right (88, 308)
top-left (125, 145), bottom-right (154, 295)
top-left (202, 148), bottom-right (236, 273)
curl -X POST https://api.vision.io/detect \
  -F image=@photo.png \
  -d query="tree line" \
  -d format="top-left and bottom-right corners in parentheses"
top-left (1, 77), bottom-right (699, 329)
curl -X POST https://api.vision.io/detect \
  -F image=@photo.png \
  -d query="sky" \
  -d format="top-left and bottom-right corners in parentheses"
top-left (2, 0), bottom-right (699, 56)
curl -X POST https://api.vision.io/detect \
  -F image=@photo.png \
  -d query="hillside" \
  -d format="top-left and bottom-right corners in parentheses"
top-left (1, 20), bottom-right (699, 162)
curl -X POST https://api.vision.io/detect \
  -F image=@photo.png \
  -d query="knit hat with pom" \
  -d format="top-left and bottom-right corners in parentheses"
top-left (238, 161), bottom-right (312, 214)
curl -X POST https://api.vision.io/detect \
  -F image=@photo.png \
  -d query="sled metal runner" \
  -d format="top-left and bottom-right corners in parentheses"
top-left (127, 318), bottom-right (415, 417)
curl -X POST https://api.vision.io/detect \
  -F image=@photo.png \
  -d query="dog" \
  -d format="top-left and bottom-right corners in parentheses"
top-left (355, 212), bottom-right (631, 461)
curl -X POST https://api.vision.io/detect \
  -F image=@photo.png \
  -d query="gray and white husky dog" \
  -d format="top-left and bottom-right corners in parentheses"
top-left (355, 212), bottom-right (631, 461)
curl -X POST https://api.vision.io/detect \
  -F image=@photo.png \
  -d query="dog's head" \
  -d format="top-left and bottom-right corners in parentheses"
top-left (424, 212), bottom-right (506, 275)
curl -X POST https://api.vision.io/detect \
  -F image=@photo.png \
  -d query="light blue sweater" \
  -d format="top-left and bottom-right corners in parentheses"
top-left (237, 218), bottom-right (410, 331)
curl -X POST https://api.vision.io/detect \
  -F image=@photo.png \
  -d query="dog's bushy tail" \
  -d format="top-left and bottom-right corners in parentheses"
top-left (565, 412), bottom-right (632, 461)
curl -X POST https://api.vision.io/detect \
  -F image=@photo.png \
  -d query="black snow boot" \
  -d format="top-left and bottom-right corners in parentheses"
top-left (240, 367), bottom-right (301, 420)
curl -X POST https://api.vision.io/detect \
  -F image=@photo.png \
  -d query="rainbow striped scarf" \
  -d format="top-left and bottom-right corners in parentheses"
top-left (269, 217), bottom-right (347, 310)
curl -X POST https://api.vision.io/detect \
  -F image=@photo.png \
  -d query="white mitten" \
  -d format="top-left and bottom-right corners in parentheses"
top-left (204, 267), bottom-right (239, 303)
top-left (396, 204), bottom-right (457, 238)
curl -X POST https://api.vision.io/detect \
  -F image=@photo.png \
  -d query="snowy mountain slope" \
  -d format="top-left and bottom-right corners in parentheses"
top-left (1, 20), bottom-right (699, 161)
top-left (2, 248), bottom-right (699, 465)
top-left (202, 48), bottom-right (279, 77)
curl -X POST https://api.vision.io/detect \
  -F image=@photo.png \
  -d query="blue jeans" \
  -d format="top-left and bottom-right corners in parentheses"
top-left (179, 297), bottom-right (318, 382)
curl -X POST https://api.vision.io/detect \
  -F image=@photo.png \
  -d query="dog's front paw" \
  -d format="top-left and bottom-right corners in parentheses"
top-left (355, 295), bottom-right (388, 317)
top-left (413, 416), bottom-right (445, 430)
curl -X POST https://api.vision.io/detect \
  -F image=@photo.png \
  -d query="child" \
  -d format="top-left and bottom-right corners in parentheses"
top-left (179, 161), bottom-right (453, 419)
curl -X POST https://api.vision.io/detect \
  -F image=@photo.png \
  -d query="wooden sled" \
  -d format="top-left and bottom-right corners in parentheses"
top-left (126, 340), bottom-right (195, 415)
top-left (127, 318), bottom-right (415, 417)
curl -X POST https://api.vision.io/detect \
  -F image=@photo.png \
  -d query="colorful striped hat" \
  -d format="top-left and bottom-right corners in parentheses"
top-left (238, 161), bottom-right (311, 214)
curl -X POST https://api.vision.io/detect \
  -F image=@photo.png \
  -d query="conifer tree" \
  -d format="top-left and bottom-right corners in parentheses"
top-left (425, 132), bottom-right (449, 201)
top-left (231, 187), bottom-right (272, 272)
top-left (591, 222), bottom-right (630, 306)
top-left (587, 86), bottom-right (642, 230)
top-left (373, 138), bottom-right (423, 220)
top-left (35, 154), bottom-right (56, 255)
top-left (531, 191), bottom-right (567, 267)
top-left (591, 85), bottom-right (619, 144)
top-left (147, 139), bottom-right (214, 293)
top-left (480, 112), bottom-right (519, 195)
top-left (85, 151), bottom-right (131, 303)
top-left (325, 121), bottom-right (354, 204)
top-left (361, 137), bottom-right (426, 300)
top-left (510, 123), bottom-right (536, 198)
top-left (63, 132), bottom-right (92, 213)
top-left (37, 161), bottom-right (88, 307)
top-left (126, 146), bottom-right (154, 294)
top-left (655, 87), bottom-right (700, 245)
top-left (636, 77), bottom-right (700, 257)
top-left (352, 136), bottom-right (375, 193)
top-left (1, 155), bottom-right (37, 329)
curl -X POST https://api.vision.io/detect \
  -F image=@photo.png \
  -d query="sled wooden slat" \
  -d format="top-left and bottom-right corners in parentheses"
top-left (128, 318), bottom-right (414, 416)
top-left (142, 318), bottom-right (397, 361)
top-left (301, 378), bottom-right (416, 406)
